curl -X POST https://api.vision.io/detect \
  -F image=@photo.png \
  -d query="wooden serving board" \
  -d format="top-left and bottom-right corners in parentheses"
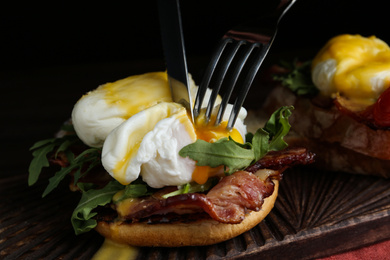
top-left (1, 60), bottom-right (390, 259)
top-left (1, 167), bottom-right (390, 260)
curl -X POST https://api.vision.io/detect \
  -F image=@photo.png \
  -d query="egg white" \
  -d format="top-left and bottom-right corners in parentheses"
top-left (72, 71), bottom-right (247, 187)
top-left (101, 102), bottom-right (198, 187)
top-left (101, 101), bottom-right (247, 187)
top-left (72, 90), bottom-right (126, 148)
top-left (72, 72), bottom-right (222, 148)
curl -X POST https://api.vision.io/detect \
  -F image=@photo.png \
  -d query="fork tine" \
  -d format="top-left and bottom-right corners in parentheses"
top-left (215, 40), bottom-right (261, 126)
top-left (194, 39), bottom-right (266, 128)
top-left (196, 0), bottom-right (296, 130)
top-left (193, 38), bottom-right (232, 120)
top-left (227, 42), bottom-right (269, 130)
top-left (204, 40), bottom-right (247, 123)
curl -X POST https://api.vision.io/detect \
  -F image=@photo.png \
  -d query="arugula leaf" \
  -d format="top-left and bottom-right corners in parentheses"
top-left (29, 128), bottom-right (102, 198)
top-left (252, 128), bottom-right (270, 161)
top-left (264, 106), bottom-right (293, 151)
top-left (29, 138), bottom-right (57, 151)
top-left (113, 182), bottom-right (154, 203)
top-left (77, 182), bottom-right (97, 192)
top-left (273, 60), bottom-right (318, 96)
top-left (29, 134), bottom-right (79, 186)
top-left (28, 140), bottom-right (57, 186)
top-left (41, 148), bottom-right (101, 197)
top-left (71, 181), bottom-right (124, 235)
top-left (179, 138), bottom-right (255, 174)
top-left (42, 150), bottom-right (75, 197)
top-left (179, 106), bottom-right (294, 173)
top-left (162, 177), bottom-right (219, 199)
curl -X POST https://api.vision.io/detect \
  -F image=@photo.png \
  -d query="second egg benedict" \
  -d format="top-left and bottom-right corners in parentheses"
top-left (265, 34), bottom-right (390, 177)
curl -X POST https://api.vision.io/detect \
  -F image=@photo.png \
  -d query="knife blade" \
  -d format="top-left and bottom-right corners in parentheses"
top-left (157, 0), bottom-right (194, 121)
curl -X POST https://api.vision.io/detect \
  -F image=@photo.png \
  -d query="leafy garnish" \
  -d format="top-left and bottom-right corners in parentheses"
top-left (113, 178), bottom-right (155, 203)
top-left (273, 60), bottom-right (318, 96)
top-left (71, 181), bottom-right (124, 235)
top-left (72, 178), bottom-right (156, 235)
top-left (42, 148), bottom-right (101, 197)
top-left (264, 105), bottom-right (293, 151)
top-left (180, 138), bottom-right (255, 174)
top-left (162, 177), bottom-right (219, 199)
top-left (28, 138), bottom-right (57, 186)
top-left (28, 134), bottom-right (80, 186)
top-left (179, 106), bottom-right (294, 174)
top-left (28, 128), bottom-right (101, 197)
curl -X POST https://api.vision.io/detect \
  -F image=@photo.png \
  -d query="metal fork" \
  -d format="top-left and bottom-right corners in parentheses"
top-left (193, 0), bottom-right (296, 130)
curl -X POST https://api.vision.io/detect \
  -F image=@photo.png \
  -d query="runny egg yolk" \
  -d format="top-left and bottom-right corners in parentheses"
top-left (191, 113), bottom-right (244, 184)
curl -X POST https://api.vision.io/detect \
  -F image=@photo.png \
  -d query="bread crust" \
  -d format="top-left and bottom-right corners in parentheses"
top-left (95, 180), bottom-right (279, 247)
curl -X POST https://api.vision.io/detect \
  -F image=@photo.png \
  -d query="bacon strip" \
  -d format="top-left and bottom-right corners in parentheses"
top-left (117, 147), bottom-right (315, 224)
top-left (245, 147), bottom-right (315, 172)
top-left (118, 171), bottom-right (272, 224)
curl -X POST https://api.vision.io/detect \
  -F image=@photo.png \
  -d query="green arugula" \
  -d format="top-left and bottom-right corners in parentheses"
top-left (179, 106), bottom-right (294, 174)
top-left (28, 138), bottom-right (58, 186)
top-left (112, 178), bottom-right (155, 203)
top-left (162, 177), bottom-right (219, 199)
top-left (28, 126), bottom-right (101, 197)
top-left (71, 180), bottom-right (124, 235)
top-left (179, 138), bottom-right (255, 174)
top-left (72, 177), bottom-right (155, 235)
top-left (42, 148), bottom-right (101, 197)
top-left (273, 60), bottom-right (318, 96)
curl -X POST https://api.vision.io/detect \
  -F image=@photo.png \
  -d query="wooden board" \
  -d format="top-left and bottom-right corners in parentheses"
top-left (1, 61), bottom-right (390, 259)
top-left (1, 167), bottom-right (390, 259)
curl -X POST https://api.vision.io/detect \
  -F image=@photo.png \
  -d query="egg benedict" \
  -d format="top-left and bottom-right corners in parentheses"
top-left (72, 72), bottom-right (247, 189)
top-left (264, 34), bottom-right (390, 177)
top-left (312, 34), bottom-right (390, 108)
top-left (29, 71), bottom-right (314, 247)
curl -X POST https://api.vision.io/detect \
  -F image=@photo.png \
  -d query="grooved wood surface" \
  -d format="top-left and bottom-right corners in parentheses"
top-left (1, 62), bottom-right (390, 259)
top-left (1, 168), bottom-right (390, 259)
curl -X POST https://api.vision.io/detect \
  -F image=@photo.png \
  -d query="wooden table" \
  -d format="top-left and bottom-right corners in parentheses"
top-left (1, 61), bottom-right (390, 259)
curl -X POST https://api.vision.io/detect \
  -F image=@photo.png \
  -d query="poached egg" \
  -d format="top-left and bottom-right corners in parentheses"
top-left (312, 34), bottom-right (390, 107)
top-left (72, 72), bottom-right (247, 188)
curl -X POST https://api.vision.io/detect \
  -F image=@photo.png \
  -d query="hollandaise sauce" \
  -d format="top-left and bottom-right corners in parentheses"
top-left (92, 239), bottom-right (138, 260)
top-left (102, 72), bottom-right (172, 119)
top-left (312, 34), bottom-right (390, 106)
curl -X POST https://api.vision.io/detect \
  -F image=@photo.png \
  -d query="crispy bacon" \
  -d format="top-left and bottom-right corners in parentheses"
top-left (117, 148), bottom-right (314, 224)
top-left (245, 147), bottom-right (315, 173)
top-left (118, 171), bottom-right (273, 224)
top-left (206, 171), bottom-right (275, 223)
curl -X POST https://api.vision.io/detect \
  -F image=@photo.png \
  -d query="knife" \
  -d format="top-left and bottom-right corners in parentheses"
top-left (157, 0), bottom-right (194, 121)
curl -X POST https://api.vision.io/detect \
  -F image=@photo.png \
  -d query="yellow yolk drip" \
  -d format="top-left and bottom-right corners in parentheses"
top-left (102, 72), bottom-right (172, 119)
top-left (195, 120), bottom-right (243, 144)
top-left (92, 239), bottom-right (138, 260)
top-left (312, 34), bottom-right (390, 105)
top-left (191, 114), bottom-right (244, 184)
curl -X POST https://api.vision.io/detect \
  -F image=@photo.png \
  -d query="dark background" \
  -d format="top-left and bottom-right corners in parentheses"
top-left (1, 3), bottom-right (390, 258)
top-left (2, 0), bottom-right (389, 72)
top-left (1, 0), bottom-right (389, 170)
